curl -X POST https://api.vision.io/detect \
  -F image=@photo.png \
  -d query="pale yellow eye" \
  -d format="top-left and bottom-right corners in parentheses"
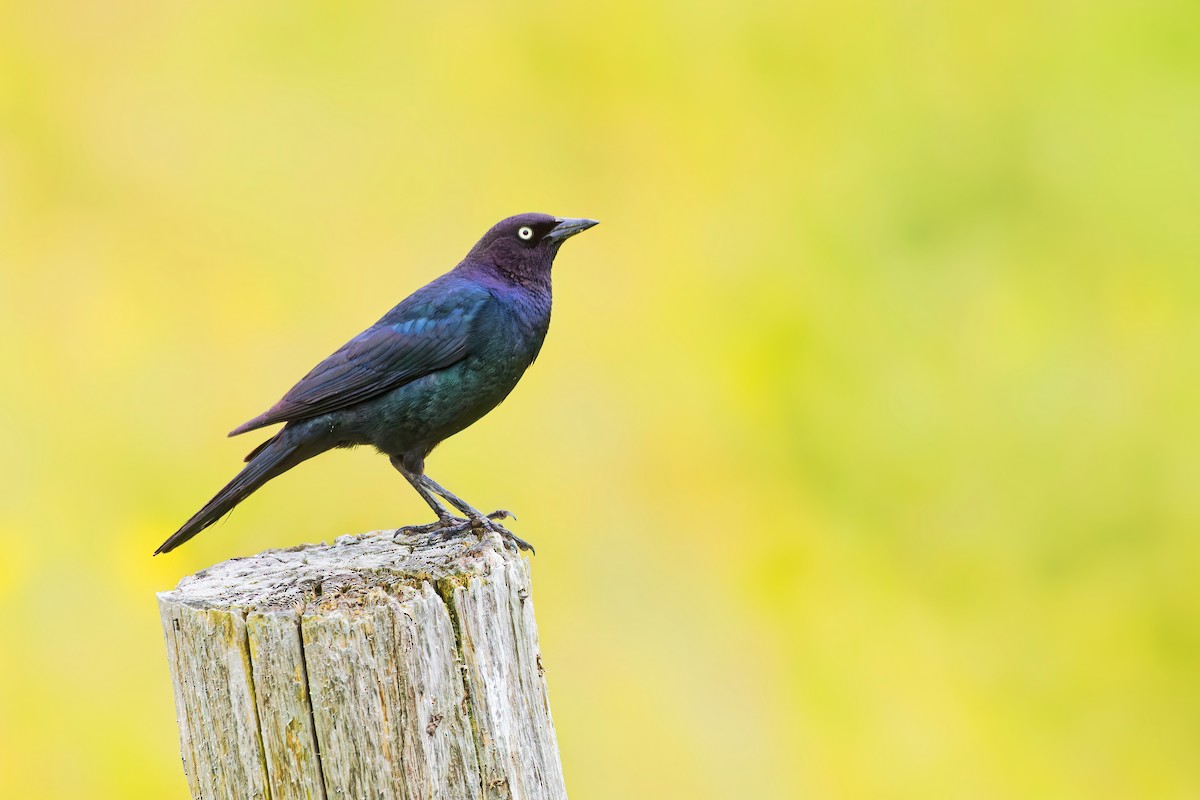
top-left (517, 226), bottom-right (534, 241)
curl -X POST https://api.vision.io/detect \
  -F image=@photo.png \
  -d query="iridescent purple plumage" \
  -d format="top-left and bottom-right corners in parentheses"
top-left (155, 213), bottom-right (598, 555)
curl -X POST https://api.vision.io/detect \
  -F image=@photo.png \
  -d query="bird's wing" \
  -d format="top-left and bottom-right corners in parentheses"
top-left (229, 284), bottom-right (491, 436)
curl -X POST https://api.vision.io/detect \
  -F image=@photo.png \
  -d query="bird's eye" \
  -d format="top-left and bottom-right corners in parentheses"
top-left (517, 226), bottom-right (534, 241)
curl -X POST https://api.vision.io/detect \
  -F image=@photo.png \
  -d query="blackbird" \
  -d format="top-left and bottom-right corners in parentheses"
top-left (154, 213), bottom-right (598, 555)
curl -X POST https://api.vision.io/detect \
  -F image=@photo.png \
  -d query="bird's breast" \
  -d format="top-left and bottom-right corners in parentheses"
top-left (354, 290), bottom-right (550, 456)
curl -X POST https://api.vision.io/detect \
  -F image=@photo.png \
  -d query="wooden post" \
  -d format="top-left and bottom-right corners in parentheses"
top-left (158, 530), bottom-right (568, 800)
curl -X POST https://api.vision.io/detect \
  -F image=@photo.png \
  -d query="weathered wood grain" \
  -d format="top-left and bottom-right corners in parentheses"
top-left (159, 601), bottom-right (271, 799)
top-left (451, 558), bottom-right (566, 799)
top-left (246, 610), bottom-right (325, 800)
top-left (158, 530), bottom-right (566, 800)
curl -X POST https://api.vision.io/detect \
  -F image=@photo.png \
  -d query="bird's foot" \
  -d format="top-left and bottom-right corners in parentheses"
top-left (469, 512), bottom-right (536, 555)
top-left (393, 511), bottom-right (534, 554)
top-left (394, 516), bottom-right (468, 539)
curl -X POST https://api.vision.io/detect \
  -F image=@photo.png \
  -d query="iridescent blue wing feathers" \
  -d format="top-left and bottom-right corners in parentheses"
top-left (229, 282), bottom-right (489, 436)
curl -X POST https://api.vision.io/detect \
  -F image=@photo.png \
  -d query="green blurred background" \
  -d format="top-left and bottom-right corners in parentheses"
top-left (2, 1), bottom-right (1198, 797)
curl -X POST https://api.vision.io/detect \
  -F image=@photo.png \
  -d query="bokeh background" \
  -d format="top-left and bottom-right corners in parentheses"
top-left (2, 1), bottom-right (1198, 797)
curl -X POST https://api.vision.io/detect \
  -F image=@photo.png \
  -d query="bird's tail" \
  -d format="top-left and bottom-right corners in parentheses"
top-left (154, 429), bottom-right (321, 555)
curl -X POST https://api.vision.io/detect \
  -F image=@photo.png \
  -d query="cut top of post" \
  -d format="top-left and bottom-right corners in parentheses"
top-left (162, 530), bottom-right (502, 612)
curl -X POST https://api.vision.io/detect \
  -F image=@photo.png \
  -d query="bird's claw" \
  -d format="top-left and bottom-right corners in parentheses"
top-left (469, 513), bottom-right (536, 554)
top-left (394, 516), bottom-right (468, 539)
top-left (500, 530), bottom-right (536, 554)
top-left (393, 512), bottom-right (534, 554)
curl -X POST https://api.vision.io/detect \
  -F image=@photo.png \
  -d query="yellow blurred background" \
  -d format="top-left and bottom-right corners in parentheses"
top-left (2, 1), bottom-right (1198, 797)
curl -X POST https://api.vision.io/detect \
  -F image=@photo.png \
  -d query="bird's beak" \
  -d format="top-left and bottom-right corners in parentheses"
top-left (545, 217), bottom-right (599, 243)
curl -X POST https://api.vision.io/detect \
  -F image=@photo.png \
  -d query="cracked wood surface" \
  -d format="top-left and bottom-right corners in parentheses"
top-left (158, 530), bottom-right (566, 800)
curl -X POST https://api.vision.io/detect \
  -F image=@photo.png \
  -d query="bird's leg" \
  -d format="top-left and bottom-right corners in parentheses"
top-left (419, 474), bottom-right (535, 554)
top-left (417, 474), bottom-right (485, 518)
top-left (390, 456), bottom-right (459, 520)
top-left (391, 456), bottom-right (471, 540)
top-left (389, 458), bottom-right (531, 551)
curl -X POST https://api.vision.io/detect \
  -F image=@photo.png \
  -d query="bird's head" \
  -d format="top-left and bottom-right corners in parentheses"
top-left (465, 213), bottom-right (599, 284)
